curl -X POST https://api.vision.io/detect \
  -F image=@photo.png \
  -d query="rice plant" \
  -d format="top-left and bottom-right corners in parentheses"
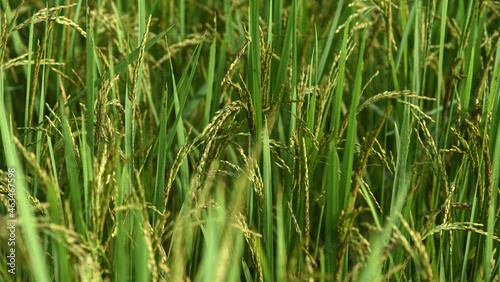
top-left (0, 0), bottom-right (499, 281)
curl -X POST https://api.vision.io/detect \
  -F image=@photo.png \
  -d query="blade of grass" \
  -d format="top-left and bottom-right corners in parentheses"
top-left (57, 84), bottom-right (85, 234)
top-left (154, 82), bottom-right (169, 218)
top-left (335, 30), bottom-right (366, 280)
top-left (1, 68), bottom-right (50, 282)
top-left (165, 39), bottom-right (203, 203)
top-left (23, 11), bottom-right (35, 147)
top-left (249, 0), bottom-right (262, 140)
top-left (484, 43), bottom-right (500, 282)
top-left (271, 0), bottom-right (295, 97)
top-left (223, 0), bottom-right (234, 52)
top-left (136, 0), bottom-right (146, 102)
top-left (434, 0), bottom-right (448, 141)
top-left (276, 187), bottom-right (285, 282)
top-left (325, 18), bottom-right (350, 274)
top-left (317, 0), bottom-right (344, 79)
top-left (262, 119), bottom-right (273, 280)
top-left (33, 10), bottom-right (53, 197)
top-left (79, 111), bottom-right (92, 228)
top-left (203, 38), bottom-right (216, 127)
top-left (339, 28), bottom-right (365, 215)
top-left (86, 5), bottom-right (95, 158)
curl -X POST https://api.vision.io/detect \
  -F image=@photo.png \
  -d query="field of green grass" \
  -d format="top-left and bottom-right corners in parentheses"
top-left (0, 0), bottom-right (499, 280)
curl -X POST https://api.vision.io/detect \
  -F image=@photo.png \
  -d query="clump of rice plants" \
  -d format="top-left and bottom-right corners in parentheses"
top-left (0, 0), bottom-right (499, 281)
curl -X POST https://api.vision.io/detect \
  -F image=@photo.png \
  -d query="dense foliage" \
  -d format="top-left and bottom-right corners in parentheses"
top-left (1, 0), bottom-right (499, 280)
